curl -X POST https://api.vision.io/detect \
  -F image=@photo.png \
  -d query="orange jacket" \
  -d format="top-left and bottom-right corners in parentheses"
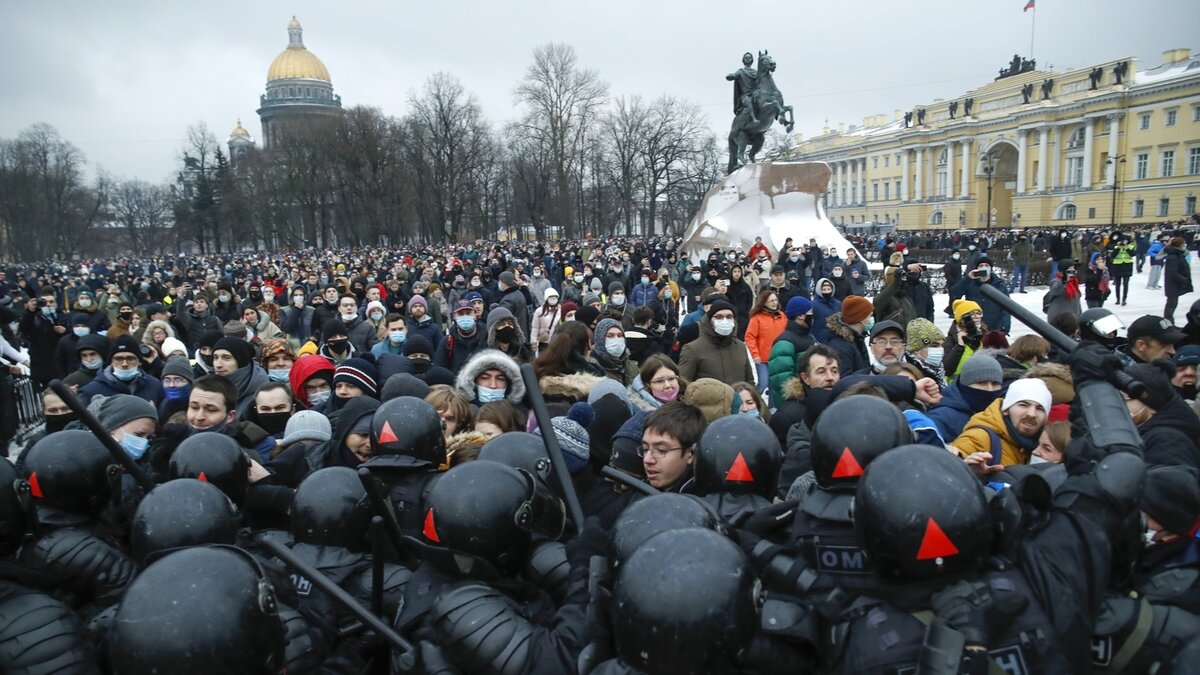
top-left (745, 310), bottom-right (788, 363)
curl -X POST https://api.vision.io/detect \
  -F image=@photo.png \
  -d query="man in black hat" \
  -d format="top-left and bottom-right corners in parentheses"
top-left (1123, 314), bottom-right (1186, 364)
top-left (1172, 344), bottom-right (1200, 401)
top-left (865, 320), bottom-right (906, 375)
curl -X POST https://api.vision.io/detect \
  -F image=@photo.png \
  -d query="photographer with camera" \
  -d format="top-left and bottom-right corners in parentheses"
top-left (948, 256), bottom-right (1011, 337)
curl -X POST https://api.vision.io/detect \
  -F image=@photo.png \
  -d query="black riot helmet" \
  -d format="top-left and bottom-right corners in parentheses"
top-left (612, 528), bottom-right (759, 675)
top-left (422, 460), bottom-right (565, 576)
top-left (811, 395), bottom-right (912, 490)
top-left (25, 430), bottom-right (113, 517)
top-left (1079, 307), bottom-right (1124, 345)
top-left (693, 415), bottom-right (782, 499)
top-left (169, 433), bottom-right (250, 506)
top-left (291, 467), bottom-right (372, 551)
top-left (477, 432), bottom-right (552, 484)
top-left (371, 396), bottom-right (446, 465)
top-left (855, 444), bottom-right (992, 582)
top-left (109, 546), bottom-right (284, 674)
top-left (0, 458), bottom-right (31, 556)
top-left (131, 478), bottom-right (238, 565)
top-left (611, 493), bottom-right (723, 568)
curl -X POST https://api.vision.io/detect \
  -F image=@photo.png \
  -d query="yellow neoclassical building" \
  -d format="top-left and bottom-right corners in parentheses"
top-left (790, 48), bottom-right (1200, 231)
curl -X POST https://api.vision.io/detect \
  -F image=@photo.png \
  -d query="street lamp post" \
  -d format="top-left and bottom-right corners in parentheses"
top-left (1107, 155), bottom-right (1126, 228)
top-left (980, 151), bottom-right (997, 232)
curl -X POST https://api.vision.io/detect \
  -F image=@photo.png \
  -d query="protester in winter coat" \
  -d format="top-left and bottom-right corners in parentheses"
top-left (529, 288), bottom-right (562, 355)
top-left (454, 348), bottom-right (526, 408)
top-left (744, 290), bottom-right (788, 389)
top-left (678, 300), bottom-right (755, 385)
top-left (952, 378), bottom-right (1051, 468)
top-left (1125, 360), bottom-right (1200, 471)
top-left (810, 278), bottom-right (841, 343)
top-left (947, 256), bottom-right (1011, 333)
top-left (823, 295), bottom-right (873, 375)
top-left (1043, 259), bottom-right (1082, 320)
top-left (79, 334), bottom-right (164, 406)
top-left (926, 354), bottom-right (1005, 440)
top-left (1163, 237), bottom-right (1193, 324)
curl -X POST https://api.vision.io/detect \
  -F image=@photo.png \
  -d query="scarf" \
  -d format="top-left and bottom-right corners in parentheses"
top-left (1063, 274), bottom-right (1080, 299)
top-left (1003, 416), bottom-right (1040, 456)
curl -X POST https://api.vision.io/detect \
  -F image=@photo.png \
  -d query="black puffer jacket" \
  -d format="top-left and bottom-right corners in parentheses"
top-left (1139, 395), bottom-right (1200, 470)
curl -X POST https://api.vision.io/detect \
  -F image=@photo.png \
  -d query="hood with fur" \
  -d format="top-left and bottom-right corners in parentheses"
top-left (454, 348), bottom-right (526, 403)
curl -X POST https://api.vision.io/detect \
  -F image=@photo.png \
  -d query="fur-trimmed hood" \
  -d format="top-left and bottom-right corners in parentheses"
top-left (540, 372), bottom-right (604, 403)
top-left (141, 319), bottom-right (176, 344)
top-left (825, 313), bottom-right (857, 342)
top-left (782, 376), bottom-right (807, 402)
top-left (454, 348), bottom-right (526, 403)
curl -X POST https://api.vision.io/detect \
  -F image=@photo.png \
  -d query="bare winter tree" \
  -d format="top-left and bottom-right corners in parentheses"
top-left (111, 179), bottom-right (174, 255)
top-left (601, 95), bottom-right (649, 236)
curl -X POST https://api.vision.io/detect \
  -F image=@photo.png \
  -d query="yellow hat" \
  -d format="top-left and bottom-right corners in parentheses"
top-left (952, 299), bottom-right (983, 324)
top-left (564, 266), bottom-right (574, 277)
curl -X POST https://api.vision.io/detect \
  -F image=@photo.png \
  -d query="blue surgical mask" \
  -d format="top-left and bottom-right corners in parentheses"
top-left (388, 330), bottom-right (407, 345)
top-left (605, 337), bottom-right (626, 358)
top-left (41, 306), bottom-right (55, 317)
top-left (308, 390), bottom-right (331, 408)
top-left (477, 385), bottom-right (506, 403)
top-left (81, 357), bottom-right (103, 370)
top-left (268, 369), bottom-right (291, 383)
top-left (113, 365), bottom-right (140, 382)
top-left (120, 434), bottom-right (150, 460)
top-left (456, 315), bottom-right (476, 332)
top-left (741, 408), bottom-right (760, 419)
top-left (863, 317), bottom-right (876, 333)
top-left (164, 384), bottom-right (192, 402)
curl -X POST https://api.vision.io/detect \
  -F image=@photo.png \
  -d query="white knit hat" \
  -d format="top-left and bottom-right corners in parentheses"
top-left (1001, 378), bottom-right (1052, 413)
top-left (281, 410), bottom-right (332, 446)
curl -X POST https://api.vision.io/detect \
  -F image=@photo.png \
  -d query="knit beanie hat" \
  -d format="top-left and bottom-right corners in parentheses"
top-left (840, 296), bottom-right (873, 325)
top-left (222, 321), bottom-right (249, 340)
top-left (408, 295), bottom-right (427, 311)
top-left (785, 296), bottom-right (813, 320)
top-left (259, 338), bottom-right (295, 368)
top-left (95, 394), bottom-right (158, 432)
top-left (535, 403), bottom-right (592, 474)
top-left (576, 306), bottom-right (601, 329)
top-left (380, 373), bottom-right (431, 402)
top-left (161, 356), bottom-right (195, 384)
top-left (588, 377), bottom-right (631, 408)
top-left (682, 378), bottom-right (735, 423)
top-left (982, 330), bottom-right (1009, 349)
top-left (200, 330), bottom-right (224, 351)
top-left (958, 354), bottom-right (1003, 387)
top-left (110, 335), bottom-right (141, 360)
top-left (281, 410), bottom-right (333, 446)
top-left (160, 337), bottom-right (188, 359)
top-left (1140, 465), bottom-right (1200, 537)
top-left (322, 319), bottom-right (348, 342)
top-left (1001, 378), bottom-right (1052, 413)
top-left (499, 271), bottom-right (517, 287)
top-left (905, 318), bottom-right (945, 353)
top-left (334, 357), bottom-right (379, 399)
top-left (608, 281), bottom-right (625, 298)
top-left (610, 410), bottom-right (648, 476)
top-left (589, 392), bottom-right (633, 466)
top-left (706, 299), bottom-right (735, 319)
top-left (403, 335), bottom-right (433, 358)
top-left (1125, 361), bottom-right (1178, 412)
top-left (213, 337), bottom-right (254, 370)
top-left (953, 299), bottom-right (983, 324)
top-left (593, 318), bottom-right (624, 353)
top-left (580, 292), bottom-right (601, 308)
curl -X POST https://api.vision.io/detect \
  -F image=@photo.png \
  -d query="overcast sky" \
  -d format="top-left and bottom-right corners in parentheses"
top-left (1, 0), bottom-right (1195, 184)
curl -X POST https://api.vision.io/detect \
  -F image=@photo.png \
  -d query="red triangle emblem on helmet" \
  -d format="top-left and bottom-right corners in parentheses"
top-left (725, 453), bottom-right (754, 482)
top-left (831, 447), bottom-right (864, 478)
top-left (423, 509), bottom-right (439, 543)
top-left (916, 517), bottom-right (959, 560)
top-left (28, 473), bottom-right (42, 498)
top-left (378, 421), bottom-right (398, 445)
top-left (197, 471), bottom-right (209, 483)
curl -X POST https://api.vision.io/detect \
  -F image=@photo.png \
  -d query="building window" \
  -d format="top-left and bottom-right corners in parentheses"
top-left (872, 157), bottom-right (878, 169)
top-left (1135, 153), bottom-right (1149, 180)
top-left (1058, 204), bottom-right (1077, 220)
top-left (1187, 196), bottom-right (1197, 215)
top-left (931, 211), bottom-right (943, 225)
top-left (1159, 198), bottom-right (1171, 216)
top-left (1166, 110), bottom-right (1177, 126)
top-left (884, 155), bottom-right (890, 167)
top-left (895, 180), bottom-right (901, 198)
top-left (1140, 113), bottom-right (1151, 130)
top-left (872, 183), bottom-right (879, 201)
top-left (1066, 157), bottom-right (1084, 187)
top-left (1194, 106), bottom-right (1200, 122)
top-left (1088, 207), bottom-right (1096, 219)
top-left (1189, 148), bottom-right (1200, 175)
top-left (1068, 127), bottom-right (1086, 149)
top-left (1134, 199), bottom-right (1145, 218)
top-left (1162, 150), bottom-right (1175, 177)
top-left (884, 182), bottom-right (890, 200)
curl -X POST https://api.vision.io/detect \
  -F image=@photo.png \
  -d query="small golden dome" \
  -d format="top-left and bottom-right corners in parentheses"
top-left (267, 17), bottom-right (331, 83)
top-left (230, 119), bottom-right (250, 138)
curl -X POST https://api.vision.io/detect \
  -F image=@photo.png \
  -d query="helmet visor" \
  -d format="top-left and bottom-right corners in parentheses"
top-left (513, 469), bottom-right (567, 540)
top-left (1091, 314), bottom-right (1124, 337)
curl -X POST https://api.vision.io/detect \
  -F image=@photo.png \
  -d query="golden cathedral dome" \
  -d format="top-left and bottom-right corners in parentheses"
top-left (266, 17), bottom-right (331, 83)
top-left (230, 119), bottom-right (250, 138)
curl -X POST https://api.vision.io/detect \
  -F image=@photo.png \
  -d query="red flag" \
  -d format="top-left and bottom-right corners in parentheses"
top-left (1023, 0), bottom-right (1035, 11)
top-left (916, 518), bottom-right (960, 560)
top-left (831, 447), bottom-right (864, 479)
top-left (725, 453), bottom-right (754, 482)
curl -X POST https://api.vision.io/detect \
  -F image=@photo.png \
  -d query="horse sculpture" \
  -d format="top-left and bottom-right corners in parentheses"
top-left (727, 51), bottom-right (794, 174)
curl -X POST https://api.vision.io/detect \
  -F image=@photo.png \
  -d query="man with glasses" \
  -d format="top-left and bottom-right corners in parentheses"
top-left (867, 321), bottom-right (907, 375)
top-left (335, 294), bottom-right (378, 354)
top-left (639, 402), bottom-right (707, 491)
top-left (79, 335), bottom-right (164, 406)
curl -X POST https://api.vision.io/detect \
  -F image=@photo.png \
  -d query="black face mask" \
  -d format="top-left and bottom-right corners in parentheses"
top-left (44, 411), bottom-right (76, 434)
top-left (257, 411), bottom-right (290, 436)
top-left (199, 351), bottom-right (214, 367)
top-left (495, 326), bottom-right (517, 343)
top-left (410, 357), bottom-right (431, 374)
top-left (327, 339), bottom-right (350, 354)
top-left (119, 311), bottom-right (134, 321)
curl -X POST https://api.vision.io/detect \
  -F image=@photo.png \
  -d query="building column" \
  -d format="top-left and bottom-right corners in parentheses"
top-left (1051, 126), bottom-right (1062, 188)
top-left (1106, 113), bottom-right (1123, 186)
top-left (840, 161), bottom-right (848, 206)
top-left (900, 151), bottom-right (909, 201)
top-left (945, 143), bottom-right (955, 200)
top-left (914, 148), bottom-right (924, 200)
top-left (859, 158), bottom-right (867, 205)
top-left (1036, 126), bottom-right (1049, 193)
top-left (1082, 118), bottom-right (1095, 188)
top-left (1016, 130), bottom-right (1027, 194)
top-left (960, 140), bottom-right (971, 197)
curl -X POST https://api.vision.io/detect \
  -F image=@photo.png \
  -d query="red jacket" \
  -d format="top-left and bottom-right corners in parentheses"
top-left (749, 242), bottom-right (772, 261)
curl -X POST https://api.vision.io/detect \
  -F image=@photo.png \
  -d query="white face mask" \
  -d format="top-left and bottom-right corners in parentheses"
top-left (547, 296), bottom-right (559, 306)
top-left (925, 346), bottom-right (944, 366)
top-left (713, 318), bottom-right (735, 336)
top-left (611, 294), bottom-right (625, 307)
top-left (1029, 454), bottom-right (1049, 465)
top-left (605, 337), bottom-right (626, 358)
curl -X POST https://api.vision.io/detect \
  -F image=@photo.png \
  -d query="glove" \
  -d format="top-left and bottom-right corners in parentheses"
top-left (566, 516), bottom-right (609, 571)
top-left (739, 500), bottom-right (798, 539)
top-left (929, 580), bottom-right (992, 647)
top-left (1069, 341), bottom-right (1123, 386)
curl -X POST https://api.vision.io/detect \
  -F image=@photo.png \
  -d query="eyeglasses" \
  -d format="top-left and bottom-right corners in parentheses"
top-left (871, 339), bottom-right (906, 347)
top-left (637, 444), bottom-right (689, 459)
top-left (111, 354), bottom-right (140, 366)
top-left (162, 376), bottom-right (190, 387)
top-left (649, 376), bottom-right (678, 388)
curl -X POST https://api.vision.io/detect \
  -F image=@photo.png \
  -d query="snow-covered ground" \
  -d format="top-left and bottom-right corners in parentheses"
top-left (930, 260), bottom-right (1198, 339)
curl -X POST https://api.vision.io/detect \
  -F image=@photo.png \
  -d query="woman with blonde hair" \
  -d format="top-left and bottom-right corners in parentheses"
top-left (425, 385), bottom-right (473, 439)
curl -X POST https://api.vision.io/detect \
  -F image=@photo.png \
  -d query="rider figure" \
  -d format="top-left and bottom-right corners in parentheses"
top-left (726, 52), bottom-right (758, 124)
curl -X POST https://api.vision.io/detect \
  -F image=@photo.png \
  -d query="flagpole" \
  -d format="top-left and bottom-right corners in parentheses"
top-left (1029, 6), bottom-right (1036, 62)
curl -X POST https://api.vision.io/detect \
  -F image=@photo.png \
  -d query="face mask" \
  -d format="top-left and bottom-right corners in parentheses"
top-left (496, 326), bottom-right (517, 343)
top-left (370, 312), bottom-right (384, 322)
top-left (477, 385), bottom-right (506, 403)
top-left (741, 408), bottom-right (760, 419)
top-left (925, 347), bottom-right (945, 367)
top-left (81, 356), bottom-right (103, 370)
top-left (326, 339), bottom-right (349, 354)
top-left (44, 412), bottom-right (76, 434)
top-left (308, 390), bottom-right (332, 408)
top-left (664, 288), bottom-right (673, 299)
top-left (832, 270), bottom-right (843, 278)
top-left (611, 294), bottom-right (626, 307)
top-left (641, 277), bottom-right (650, 285)
top-left (547, 296), bottom-right (559, 306)
top-left (691, 272), bottom-right (701, 281)
top-left (78, 297), bottom-right (92, 308)
top-left (573, 274), bottom-right (584, 283)
top-left (164, 384), bottom-right (192, 402)
top-left (713, 318), bottom-right (735, 336)
top-left (863, 317), bottom-right (876, 333)
top-left (120, 434), bottom-right (150, 461)
top-left (605, 337), bottom-right (626, 358)
top-left (367, 276), bottom-right (376, 283)
top-left (471, 280), bottom-right (482, 288)
top-left (456, 315), bottom-right (476, 332)
top-left (113, 365), bottom-right (139, 382)
top-left (388, 330), bottom-right (407, 345)
top-left (1029, 454), bottom-right (1049, 465)
top-left (906, 272), bottom-right (921, 283)
top-left (257, 411), bottom-right (290, 436)
top-left (219, 294), bottom-right (231, 303)
top-left (294, 296), bottom-right (306, 307)
top-left (653, 387), bottom-right (679, 403)
top-left (952, 254), bottom-right (961, 260)
top-left (821, 289), bottom-right (833, 298)
top-left (41, 307), bottom-right (55, 317)
top-left (265, 368), bottom-right (290, 383)
top-left (533, 271), bottom-right (543, 278)
top-left (72, 326), bottom-right (90, 337)
top-left (263, 292), bottom-right (275, 303)
top-left (341, 312), bottom-right (358, 323)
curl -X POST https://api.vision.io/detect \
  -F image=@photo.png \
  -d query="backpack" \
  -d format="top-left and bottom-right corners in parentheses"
top-left (967, 425), bottom-right (1004, 466)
